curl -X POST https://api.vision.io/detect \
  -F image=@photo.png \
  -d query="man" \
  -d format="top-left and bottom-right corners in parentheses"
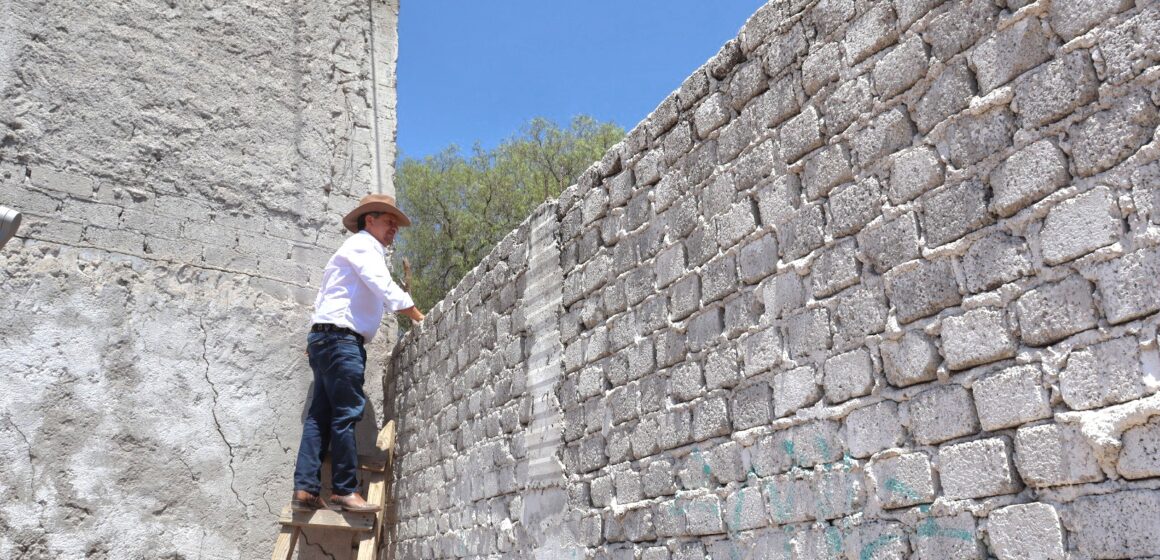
top-left (291, 193), bottom-right (425, 513)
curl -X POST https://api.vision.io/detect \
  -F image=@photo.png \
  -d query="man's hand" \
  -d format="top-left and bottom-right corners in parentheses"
top-left (401, 306), bottom-right (425, 323)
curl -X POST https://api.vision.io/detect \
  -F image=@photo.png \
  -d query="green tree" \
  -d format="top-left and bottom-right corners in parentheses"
top-left (396, 115), bottom-right (624, 310)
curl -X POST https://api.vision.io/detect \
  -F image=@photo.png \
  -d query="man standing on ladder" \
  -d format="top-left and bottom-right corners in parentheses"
top-left (291, 194), bottom-right (425, 513)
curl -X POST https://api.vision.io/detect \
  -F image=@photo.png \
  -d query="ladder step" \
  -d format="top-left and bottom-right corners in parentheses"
top-left (277, 506), bottom-right (376, 532)
top-left (358, 453), bottom-right (387, 472)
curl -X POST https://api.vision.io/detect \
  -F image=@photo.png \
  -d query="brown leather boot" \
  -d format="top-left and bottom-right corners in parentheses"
top-left (330, 492), bottom-right (381, 513)
top-left (290, 490), bottom-right (328, 511)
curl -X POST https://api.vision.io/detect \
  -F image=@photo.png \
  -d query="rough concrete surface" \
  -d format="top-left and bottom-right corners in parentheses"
top-left (390, 0), bottom-right (1160, 557)
top-left (1, 1), bottom-right (400, 558)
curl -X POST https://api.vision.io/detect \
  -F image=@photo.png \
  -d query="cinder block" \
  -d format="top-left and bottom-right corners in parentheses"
top-left (972, 365), bottom-right (1051, 431)
top-left (662, 122), bottom-right (693, 167)
top-left (727, 60), bottom-right (769, 111)
top-left (871, 452), bottom-right (936, 508)
top-left (921, 180), bottom-right (991, 247)
top-left (1015, 275), bottom-right (1099, 346)
top-left (968, 17), bottom-right (1052, 94)
top-left (774, 366), bottom-right (821, 417)
top-left (851, 107), bottom-right (914, 167)
top-left (655, 244), bottom-right (687, 289)
top-left (1067, 491), bottom-right (1160, 558)
top-left (739, 233), bottom-right (779, 285)
top-left (581, 434), bottom-right (609, 473)
top-left (714, 201), bottom-right (758, 250)
top-left (761, 21), bottom-right (808, 77)
top-left (591, 474), bottom-right (614, 507)
top-left (687, 307), bottom-right (725, 353)
top-left (643, 459), bottom-right (678, 498)
top-left (670, 274), bottom-right (701, 321)
top-left (1049, 0), bottom-right (1134, 40)
top-left (940, 307), bottom-right (1017, 370)
top-left (1060, 337), bottom-right (1145, 410)
top-left (615, 469), bottom-right (644, 504)
top-left (724, 291), bottom-right (759, 339)
top-left (631, 417), bottom-right (660, 460)
top-left (657, 407), bottom-right (693, 451)
top-left (946, 106), bottom-right (1015, 169)
top-left (704, 344), bottom-right (742, 390)
top-left (780, 106), bottom-right (824, 164)
top-left (702, 254), bottom-right (738, 305)
top-left (828, 178), bottom-right (882, 239)
top-left (732, 381), bottom-right (773, 431)
top-left (809, 0), bottom-right (855, 38)
top-left (1119, 416), bottom-right (1160, 479)
top-left (823, 348), bottom-right (874, 404)
top-left (1014, 50), bottom-right (1099, 129)
top-left (889, 145), bottom-right (944, 204)
top-left (811, 239), bottom-right (860, 298)
top-left (802, 143), bottom-right (853, 200)
top-left (988, 140), bottom-right (1069, 218)
top-left (788, 420), bottom-right (846, 469)
top-left (1070, 93), bottom-right (1159, 177)
top-left (28, 166), bottom-right (96, 197)
top-left (908, 385), bottom-right (980, 445)
top-left (858, 212), bottom-right (921, 272)
top-left (814, 468), bottom-right (865, 520)
top-left (823, 76), bottom-right (874, 137)
top-left (802, 43), bottom-right (841, 95)
top-left (988, 503), bottom-right (1065, 560)
top-left (873, 35), bottom-right (929, 99)
top-left (756, 174), bottom-right (801, 228)
top-left (763, 473), bottom-right (816, 524)
top-left (694, 93), bottom-right (730, 139)
top-left (609, 384), bottom-right (641, 425)
top-left (914, 59), bottom-right (976, 133)
top-left (962, 232), bottom-right (1031, 293)
top-left (1094, 246), bottom-right (1160, 324)
top-left (724, 486), bottom-right (768, 532)
top-left (684, 494), bottom-right (726, 536)
top-left (786, 307), bottom-right (831, 359)
top-left (751, 433), bottom-right (794, 477)
top-left (913, 512), bottom-right (983, 560)
top-left (669, 361), bottom-right (704, 404)
top-left (692, 395), bottom-right (731, 442)
top-left (924, 0), bottom-right (998, 61)
top-left (1097, 10), bottom-right (1160, 86)
top-left (653, 499), bottom-right (686, 538)
top-left (762, 270), bottom-right (806, 320)
top-left (1041, 186), bottom-right (1122, 265)
top-left (708, 441), bottom-right (746, 484)
top-left (895, 0), bottom-right (945, 28)
top-left (881, 330), bottom-right (940, 387)
top-left (844, 2), bottom-right (899, 63)
top-left (938, 436), bottom-right (1022, 499)
top-left (884, 259), bottom-right (961, 324)
top-left (741, 326), bottom-right (782, 376)
top-left (831, 285), bottom-right (889, 352)
top-left (1014, 423), bottom-right (1103, 487)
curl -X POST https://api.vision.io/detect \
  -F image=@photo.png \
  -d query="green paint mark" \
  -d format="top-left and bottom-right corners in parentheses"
top-left (825, 526), bottom-right (844, 553)
top-left (782, 439), bottom-right (795, 456)
top-left (765, 481), bottom-right (793, 523)
top-left (885, 478), bottom-right (922, 501)
top-left (918, 517), bottom-right (975, 542)
top-left (859, 534), bottom-right (900, 560)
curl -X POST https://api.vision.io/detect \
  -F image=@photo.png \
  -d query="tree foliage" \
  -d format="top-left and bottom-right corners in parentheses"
top-left (396, 116), bottom-right (624, 310)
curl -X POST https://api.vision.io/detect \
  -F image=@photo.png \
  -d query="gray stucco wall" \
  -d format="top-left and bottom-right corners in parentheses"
top-left (388, 0), bottom-right (1160, 557)
top-left (0, 1), bottom-right (399, 558)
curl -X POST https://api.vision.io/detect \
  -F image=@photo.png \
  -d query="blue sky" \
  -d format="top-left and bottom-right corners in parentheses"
top-left (396, 1), bottom-right (768, 160)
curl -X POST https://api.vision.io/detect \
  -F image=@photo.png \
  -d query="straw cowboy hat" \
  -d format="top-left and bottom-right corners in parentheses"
top-left (342, 193), bottom-right (412, 233)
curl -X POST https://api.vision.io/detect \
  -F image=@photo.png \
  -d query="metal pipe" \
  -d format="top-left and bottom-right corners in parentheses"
top-left (0, 205), bottom-right (22, 249)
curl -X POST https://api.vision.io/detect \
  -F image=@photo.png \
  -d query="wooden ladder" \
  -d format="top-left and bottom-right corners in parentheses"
top-left (272, 421), bottom-right (397, 560)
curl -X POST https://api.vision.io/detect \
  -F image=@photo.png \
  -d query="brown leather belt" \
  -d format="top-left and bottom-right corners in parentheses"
top-left (310, 323), bottom-right (365, 345)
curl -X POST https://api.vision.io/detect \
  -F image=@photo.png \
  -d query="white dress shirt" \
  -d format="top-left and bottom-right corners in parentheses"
top-left (310, 231), bottom-right (414, 343)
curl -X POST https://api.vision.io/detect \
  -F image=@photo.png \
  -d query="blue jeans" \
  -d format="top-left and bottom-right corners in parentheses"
top-left (292, 331), bottom-right (367, 495)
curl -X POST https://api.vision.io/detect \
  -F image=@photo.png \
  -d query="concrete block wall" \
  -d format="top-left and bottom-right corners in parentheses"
top-left (0, 1), bottom-right (399, 558)
top-left (390, 0), bottom-right (1160, 557)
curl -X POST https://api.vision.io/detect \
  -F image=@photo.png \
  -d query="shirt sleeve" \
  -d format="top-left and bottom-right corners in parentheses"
top-left (345, 235), bottom-right (415, 313)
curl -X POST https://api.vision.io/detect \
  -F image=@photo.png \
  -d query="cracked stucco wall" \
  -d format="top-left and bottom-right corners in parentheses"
top-left (0, 1), bottom-right (400, 558)
top-left (388, 0), bottom-right (1160, 558)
